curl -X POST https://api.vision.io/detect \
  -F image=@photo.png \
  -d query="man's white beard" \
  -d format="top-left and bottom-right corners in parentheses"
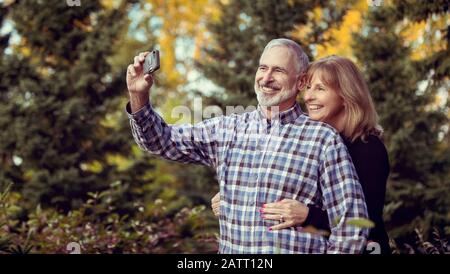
top-left (255, 86), bottom-right (298, 107)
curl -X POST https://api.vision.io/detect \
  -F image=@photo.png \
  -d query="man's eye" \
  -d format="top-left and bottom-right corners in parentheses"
top-left (259, 66), bottom-right (267, 71)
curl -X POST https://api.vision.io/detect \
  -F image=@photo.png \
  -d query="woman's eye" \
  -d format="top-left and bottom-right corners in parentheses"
top-left (306, 85), bottom-right (311, 89)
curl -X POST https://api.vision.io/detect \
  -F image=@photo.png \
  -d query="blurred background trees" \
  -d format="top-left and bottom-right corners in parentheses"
top-left (0, 0), bottom-right (152, 212)
top-left (0, 0), bottom-right (448, 253)
top-left (353, 1), bottom-right (449, 247)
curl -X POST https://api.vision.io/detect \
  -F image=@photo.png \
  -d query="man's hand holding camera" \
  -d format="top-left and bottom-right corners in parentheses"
top-left (127, 51), bottom-right (159, 113)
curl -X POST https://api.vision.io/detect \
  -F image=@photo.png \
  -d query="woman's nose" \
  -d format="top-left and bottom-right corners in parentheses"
top-left (303, 89), bottom-right (314, 102)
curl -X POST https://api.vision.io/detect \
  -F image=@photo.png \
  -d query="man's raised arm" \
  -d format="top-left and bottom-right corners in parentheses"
top-left (125, 52), bottom-right (222, 168)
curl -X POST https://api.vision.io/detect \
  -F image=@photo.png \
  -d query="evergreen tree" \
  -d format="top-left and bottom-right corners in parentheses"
top-left (0, 0), bottom-right (154, 212)
top-left (353, 1), bottom-right (449, 243)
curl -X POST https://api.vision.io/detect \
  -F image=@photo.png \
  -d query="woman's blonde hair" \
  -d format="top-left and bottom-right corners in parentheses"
top-left (305, 55), bottom-right (382, 142)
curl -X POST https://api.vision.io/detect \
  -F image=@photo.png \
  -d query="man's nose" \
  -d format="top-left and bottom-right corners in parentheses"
top-left (260, 71), bottom-right (273, 85)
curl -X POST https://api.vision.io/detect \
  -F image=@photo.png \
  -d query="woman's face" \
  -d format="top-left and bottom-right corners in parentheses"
top-left (303, 73), bottom-right (346, 129)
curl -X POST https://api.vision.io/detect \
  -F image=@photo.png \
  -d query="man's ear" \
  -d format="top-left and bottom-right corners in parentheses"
top-left (297, 73), bottom-right (307, 91)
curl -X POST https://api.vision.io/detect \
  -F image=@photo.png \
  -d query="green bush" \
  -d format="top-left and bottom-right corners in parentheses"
top-left (389, 228), bottom-right (449, 254)
top-left (0, 182), bottom-right (219, 254)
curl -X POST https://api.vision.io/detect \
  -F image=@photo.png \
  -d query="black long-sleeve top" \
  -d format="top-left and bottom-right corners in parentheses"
top-left (303, 134), bottom-right (391, 254)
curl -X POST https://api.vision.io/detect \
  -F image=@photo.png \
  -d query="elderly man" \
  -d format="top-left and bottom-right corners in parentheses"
top-left (125, 38), bottom-right (369, 253)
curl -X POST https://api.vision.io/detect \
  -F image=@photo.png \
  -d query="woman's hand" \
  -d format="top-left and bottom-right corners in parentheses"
top-left (211, 192), bottom-right (220, 217)
top-left (261, 199), bottom-right (309, 231)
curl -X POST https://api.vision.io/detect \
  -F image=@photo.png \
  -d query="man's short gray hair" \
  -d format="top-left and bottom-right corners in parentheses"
top-left (261, 38), bottom-right (309, 74)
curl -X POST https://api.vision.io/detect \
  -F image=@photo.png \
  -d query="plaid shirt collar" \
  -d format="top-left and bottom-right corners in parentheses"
top-left (256, 102), bottom-right (304, 125)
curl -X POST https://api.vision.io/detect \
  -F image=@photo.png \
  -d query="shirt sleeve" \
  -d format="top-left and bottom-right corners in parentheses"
top-left (126, 101), bottom-right (221, 168)
top-left (319, 135), bottom-right (369, 254)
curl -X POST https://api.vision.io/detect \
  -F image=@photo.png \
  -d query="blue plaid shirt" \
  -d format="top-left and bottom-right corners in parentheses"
top-left (126, 101), bottom-right (369, 254)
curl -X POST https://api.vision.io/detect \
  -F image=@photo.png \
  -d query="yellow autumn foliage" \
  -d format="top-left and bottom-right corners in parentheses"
top-left (315, 0), bottom-right (367, 60)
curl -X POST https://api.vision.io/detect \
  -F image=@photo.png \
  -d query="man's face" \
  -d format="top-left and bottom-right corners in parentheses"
top-left (254, 46), bottom-right (300, 108)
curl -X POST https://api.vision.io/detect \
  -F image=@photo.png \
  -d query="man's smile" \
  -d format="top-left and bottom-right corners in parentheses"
top-left (259, 85), bottom-right (281, 94)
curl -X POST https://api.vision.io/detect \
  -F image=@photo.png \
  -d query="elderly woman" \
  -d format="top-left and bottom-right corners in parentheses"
top-left (211, 55), bottom-right (391, 254)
